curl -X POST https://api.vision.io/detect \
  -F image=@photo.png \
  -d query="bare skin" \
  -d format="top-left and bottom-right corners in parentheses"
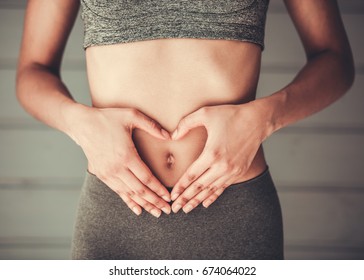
top-left (16, 0), bottom-right (354, 217)
top-left (85, 39), bottom-right (265, 186)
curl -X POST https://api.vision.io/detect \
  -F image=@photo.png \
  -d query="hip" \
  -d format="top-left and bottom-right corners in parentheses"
top-left (72, 167), bottom-right (283, 259)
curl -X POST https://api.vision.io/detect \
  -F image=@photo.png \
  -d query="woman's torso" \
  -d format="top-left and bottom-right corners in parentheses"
top-left (85, 38), bottom-right (267, 187)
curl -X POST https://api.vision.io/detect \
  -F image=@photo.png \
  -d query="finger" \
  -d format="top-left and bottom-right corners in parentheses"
top-left (178, 168), bottom-right (231, 213)
top-left (130, 109), bottom-right (170, 140)
top-left (170, 150), bottom-right (213, 201)
top-left (128, 155), bottom-right (171, 202)
top-left (172, 108), bottom-right (207, 140)
top-left (202, 187), bottom-right (226, 208)
top-left (201, 174), bottom-right (233, 208)
top-left (130, 194), bottom-right (163, 218)
top-left (115, 175), bottom-right (165, 218)
top-left (100, 176), bottom-right (144, 216)
top-left (181, 185), bottom-right (217, 214)
top-left (118, 193), bottom-right (142, 216)
top-left (121, 169), bottom-right (171, 215)
top-left (172, 167), bottom-right (221, 213)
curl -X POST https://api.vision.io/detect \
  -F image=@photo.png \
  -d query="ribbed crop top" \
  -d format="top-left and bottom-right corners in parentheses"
top-left (80, 0), bottom-right (270, 50)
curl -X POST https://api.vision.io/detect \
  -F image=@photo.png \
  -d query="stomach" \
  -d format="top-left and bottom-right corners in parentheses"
top-left (85, 38), bottom-right (267, 187)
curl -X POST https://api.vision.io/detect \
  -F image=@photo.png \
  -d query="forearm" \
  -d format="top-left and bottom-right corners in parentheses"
top-left (259, 49), bottom-right (355, 135)
top-left (16, 63), bottom-right (89, 139)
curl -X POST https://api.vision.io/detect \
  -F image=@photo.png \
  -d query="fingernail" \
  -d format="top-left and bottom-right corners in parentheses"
top-left (151, 209), bottom-right (161, 218)
top-left (172, 203), bottom-right (182, 213)
top-left (162, 195), bottom-right (171, 202)
top-left (132, 207), bottom-right (142, 216)
top-left (171, 129), bottom-right (178, 140)
top-left (161, 207), bottom-right (171, 215)
top-left (203, 201), bottom-right (212, 208)
top-left (161, 129), bottom-right (170, 139)
top-left (183, 205), bottom-right (193, 214)
top-left (171, 192), bottom-right (179, 201)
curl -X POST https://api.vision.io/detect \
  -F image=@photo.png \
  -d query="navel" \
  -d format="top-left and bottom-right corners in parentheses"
top-left (166, 152), bottom-right (175, 169)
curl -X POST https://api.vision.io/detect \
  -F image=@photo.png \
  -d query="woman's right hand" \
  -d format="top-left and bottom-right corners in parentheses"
top-left (67, 105), bottom-right (172, 218)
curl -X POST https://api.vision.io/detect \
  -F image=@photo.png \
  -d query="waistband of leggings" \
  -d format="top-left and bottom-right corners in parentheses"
top-left (85, 165), bottom-right (271, 190)
top-left (227, 165), bottom-right (271, 189)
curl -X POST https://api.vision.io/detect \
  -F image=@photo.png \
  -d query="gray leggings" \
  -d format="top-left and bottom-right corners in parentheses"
top-left (71, 167), bottom-right (284, 259)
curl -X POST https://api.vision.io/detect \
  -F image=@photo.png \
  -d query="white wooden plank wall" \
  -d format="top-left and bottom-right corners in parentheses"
top-left (0, 0), bottom-right (363, 260)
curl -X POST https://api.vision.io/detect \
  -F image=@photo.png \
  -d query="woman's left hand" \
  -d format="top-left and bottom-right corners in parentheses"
top-left (170, 100), bottom-right (273, 213)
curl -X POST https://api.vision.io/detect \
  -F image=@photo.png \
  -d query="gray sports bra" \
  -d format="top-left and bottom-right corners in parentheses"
top-left (80, 0), bottom-right (270, 50)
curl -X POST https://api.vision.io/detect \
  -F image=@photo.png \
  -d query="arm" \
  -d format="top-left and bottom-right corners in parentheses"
top-left (261, 0), bottom-right (355, 133)
top-left (170, 0), bottom-right (355, 213)
top-left (16, 0), bottom-right (81, 134)
top-left (16, 0), bottom-right (172, 217)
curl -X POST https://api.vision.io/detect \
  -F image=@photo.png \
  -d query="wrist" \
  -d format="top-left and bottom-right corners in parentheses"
top-left (61, 102), bottom-right (95, 144)
top-left (249, 93), bottom-right (286, 140)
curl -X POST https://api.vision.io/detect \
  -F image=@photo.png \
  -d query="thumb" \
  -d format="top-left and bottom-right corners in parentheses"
top-left (131, 111), bottom-right (170, 140)
top-left (172, 109), bottom-right (206, 140)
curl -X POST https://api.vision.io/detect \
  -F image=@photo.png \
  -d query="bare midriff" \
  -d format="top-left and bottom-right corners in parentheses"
top-left (85, 38), bottom-right (267, 187)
